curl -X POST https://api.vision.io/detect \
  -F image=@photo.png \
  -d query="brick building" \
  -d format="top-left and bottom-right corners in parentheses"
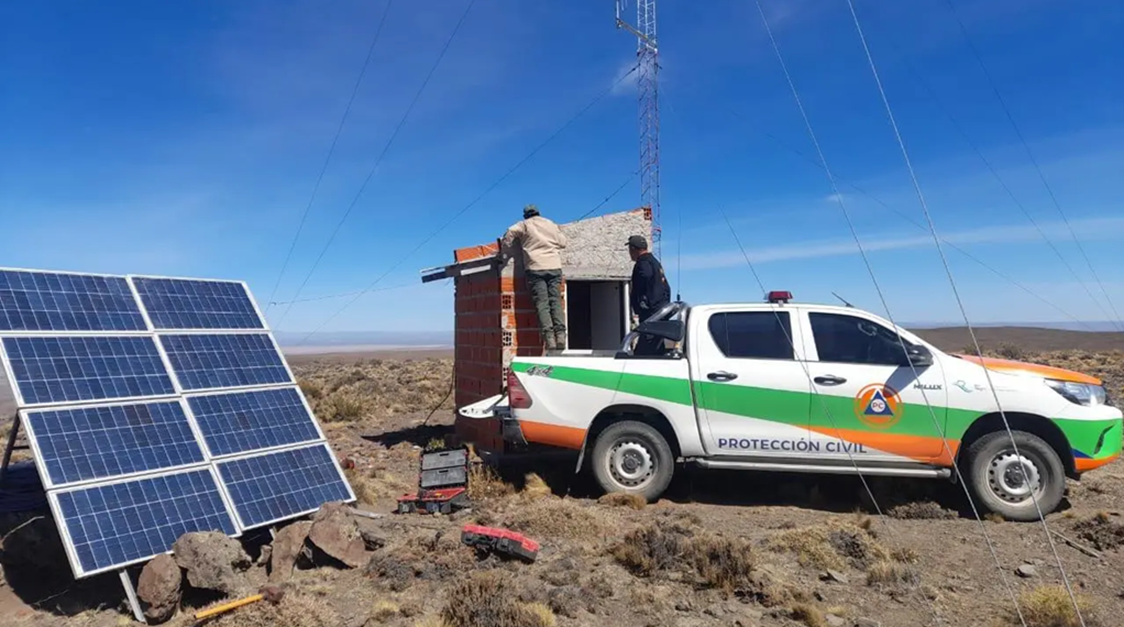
top-left (421, 208), bottom-right (653, 452)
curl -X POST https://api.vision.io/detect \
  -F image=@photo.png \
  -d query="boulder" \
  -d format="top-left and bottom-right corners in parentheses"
top-left (173, 532), bottom-right (250, 594)
top-left (307, 503), bottom-right (368, 568)
top-left (270, 521), bottom-right (312, 583)
top-left (137, 554), bottom-right (182, 623)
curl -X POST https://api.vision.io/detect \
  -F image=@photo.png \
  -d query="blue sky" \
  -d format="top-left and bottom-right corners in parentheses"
top-left (1, 0), bottom-right (1121, 336)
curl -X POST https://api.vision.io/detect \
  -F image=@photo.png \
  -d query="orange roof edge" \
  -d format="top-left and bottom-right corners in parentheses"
top-left (955, 354), bottom-right (1102, 386)
top-left (454, 242), bottom-right (499, 263)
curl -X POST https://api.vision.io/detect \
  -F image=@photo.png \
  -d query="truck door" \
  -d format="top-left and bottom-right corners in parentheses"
top-left (802, 311), bottom-right (949, 463)
top-left (689, 307), bottom-right (815, 458)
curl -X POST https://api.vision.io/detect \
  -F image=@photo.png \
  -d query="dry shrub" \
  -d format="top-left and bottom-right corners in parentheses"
top-left (1018, 585), bottom-right (1097, 627)
top-left (770, 520), bottom-right (889, 571)
top-left (1073, 512), bottom-right (1124, 551)
top-left (425, 438), bottom-right (446, 451)
top-left (887, 501), bottom-right (956, 520)
top-left (208, 592), bottom-right (340, 627)
top-left (344, 466), bottom-right (380, 505)
top-left (522, 473), bottom-right (553, 500)
top-left (865, 559), bottom-right (919, 587)
top-left (468, 463), bottom-right (516, 500)
top-left (415, 617), bottom-right (453, 627)
top-left (296, 357), bottom-right (454, 421)
top-left (371, 600), bottom-right (400, 623)
top-left (613, 525), bottom-right (755, 592)
top-left (298, 378), bottom-right (323, 399)
top-left (504, 498), bottom-right (606, 539)
top-left (320, 390), bottom-right (368, 422)
top-left (442, 571), bottom-right (555, 627)
top-left (598, 492), bottom-right (647, 510)
top-left (790, 602), bottom-right (826, 627)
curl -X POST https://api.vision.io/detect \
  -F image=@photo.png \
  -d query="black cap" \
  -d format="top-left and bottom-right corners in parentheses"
top-left (627, 235), bottom-right (648, 250)
top-left (523, 204), bottom-right (540, 219)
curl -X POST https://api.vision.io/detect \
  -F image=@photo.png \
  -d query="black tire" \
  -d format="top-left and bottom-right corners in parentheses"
top-left (590, 420), bottom-right (675, 502)
top-left (965, 430), bottom-right (1066, 522)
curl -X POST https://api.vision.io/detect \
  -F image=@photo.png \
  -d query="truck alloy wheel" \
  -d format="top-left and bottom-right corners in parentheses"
top-left (591, 420), bottom-right (674, 502)
top-left (965, 430), bottom-right (1065, 522)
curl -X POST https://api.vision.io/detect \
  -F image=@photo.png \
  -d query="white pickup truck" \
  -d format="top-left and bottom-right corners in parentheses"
top-left (467, 293), bottom-right (1121, 521)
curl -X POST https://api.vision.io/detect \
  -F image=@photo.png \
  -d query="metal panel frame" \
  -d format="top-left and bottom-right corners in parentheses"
top-left (155, 331), bottom-right (296, 394)
top-left (47, 464), bottom-right (241, 579)
top-left (0, 267), bottom-right (149, 336)
top-left (127, 275), bottom-right (267, 332)
top-left (0, 334), bottom-right (180, 409)
top-left (214, 441), bottom-right (356, 531)
top-left (182, 384), bottom-right (327, 460)
top-left (19, 397), bottom-right (209, 491)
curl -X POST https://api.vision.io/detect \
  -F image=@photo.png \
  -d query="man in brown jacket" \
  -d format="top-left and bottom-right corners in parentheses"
top-left (500, 204), bottom-right (568, 350)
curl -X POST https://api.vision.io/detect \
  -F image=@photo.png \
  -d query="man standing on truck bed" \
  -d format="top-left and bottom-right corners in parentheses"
top-left (627, 235), bottom-right (671, 355)
top-left (501, 204), bottom-right (568, 350)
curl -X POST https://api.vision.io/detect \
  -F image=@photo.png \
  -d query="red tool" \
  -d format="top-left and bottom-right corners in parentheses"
top-left (461, 524), bottom-right (540, 563)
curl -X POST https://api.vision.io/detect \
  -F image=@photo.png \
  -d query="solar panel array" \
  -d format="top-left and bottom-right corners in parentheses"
top-left (0, 268), bottom-right (353, 578)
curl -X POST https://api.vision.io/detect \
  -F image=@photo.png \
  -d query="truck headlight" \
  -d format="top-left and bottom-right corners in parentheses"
top-left (1045, 379), bottom-right (1107, 406)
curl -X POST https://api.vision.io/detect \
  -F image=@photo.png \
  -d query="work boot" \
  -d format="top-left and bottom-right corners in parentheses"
top-left (554, 329), bottom-right (567, 350)
top-left (544, 332), bottom-right (558, 351)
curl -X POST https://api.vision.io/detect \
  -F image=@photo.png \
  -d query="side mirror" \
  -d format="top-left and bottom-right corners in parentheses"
top-left (902, 344), bottom-right (933, 368)
top-left (637, 319), bottom-right (685, 343)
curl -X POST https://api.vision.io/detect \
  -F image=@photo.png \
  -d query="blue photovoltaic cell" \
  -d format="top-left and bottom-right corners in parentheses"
top-left (217, 444), bottom-right (352, 529)
top-left (188, 387), bottom-right (320, 457)
top-left (25, 401), bottom-right (205, 487)
top-left (2, 336), bottom-right (176, 405)
top-left (55, 469), bottom-right (236, 575)
top-left (159, 333), bottom-right (291, 391)
top-left (0, 270), bottom-right (146, 332)
top-left (132, 277), bottom-right (264, 330)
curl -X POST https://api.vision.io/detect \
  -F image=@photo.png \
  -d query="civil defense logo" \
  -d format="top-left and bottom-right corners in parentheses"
top-left (853, 383), bottom-right (902, 429)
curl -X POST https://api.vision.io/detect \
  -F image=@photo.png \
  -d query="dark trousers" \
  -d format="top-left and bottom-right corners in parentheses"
top-left (526, 269), bottom-right (565, 337)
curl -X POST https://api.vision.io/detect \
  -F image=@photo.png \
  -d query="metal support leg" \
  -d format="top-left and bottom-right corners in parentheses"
top-left (0, 414), bottom-right (20, 486)
top-left (119, 569), bottom-right (147, 624)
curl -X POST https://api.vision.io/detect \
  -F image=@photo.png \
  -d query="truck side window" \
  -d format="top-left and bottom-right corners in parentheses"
top-left (809, 312), bottom-right (910, 366)
top-left (707, 312), bottom-right (793, 360)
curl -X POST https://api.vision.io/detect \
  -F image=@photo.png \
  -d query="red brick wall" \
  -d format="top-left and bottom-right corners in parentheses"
top-left (452, 269), bottom-right (565, 453)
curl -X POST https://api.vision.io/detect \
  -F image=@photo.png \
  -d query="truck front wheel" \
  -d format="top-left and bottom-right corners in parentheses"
top-left (591, 420), bottom-right (674, 502)
top-left (965, 430), bottom-right (1066, 522)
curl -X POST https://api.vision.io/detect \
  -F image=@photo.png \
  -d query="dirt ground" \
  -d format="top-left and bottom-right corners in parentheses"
top-left (2, 345), bottom-right (1123, 627)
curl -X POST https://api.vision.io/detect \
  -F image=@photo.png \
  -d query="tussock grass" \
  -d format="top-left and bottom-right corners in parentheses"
top-left (598, 492), bottom-right (647, 510)
top-left (1016, 585), bottom-right (1097, 627)
top-left (613, 525), bottom-right (755, 592)
top-left (442, 571), bottom-right (556, 627)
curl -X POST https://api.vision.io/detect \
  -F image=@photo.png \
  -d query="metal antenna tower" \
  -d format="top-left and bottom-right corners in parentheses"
top-left (616, 0), bottom-right (661, 255)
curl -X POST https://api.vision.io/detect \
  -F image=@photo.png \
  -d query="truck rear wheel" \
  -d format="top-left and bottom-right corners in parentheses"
top-left (965, 430), bottom-right (1066, 522)
top-left (591, 420), bottom-right (674, 502)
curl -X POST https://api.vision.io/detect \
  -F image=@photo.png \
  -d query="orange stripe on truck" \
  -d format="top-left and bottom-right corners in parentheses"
top-left (956, 354), bottom-right (1102, 385)
top-left (520, 421), bottom-right (587, 450)
top-left (1075, 452), bottom-right (1121, 473)
top-left (808, 427), bottom-right (961, 465)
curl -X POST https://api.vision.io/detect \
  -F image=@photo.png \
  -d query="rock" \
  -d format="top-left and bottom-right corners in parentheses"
top-left (855, 619), bottom-right (881, 627)
top-left (359, 529), bottom-right (387, 551)
top-left (308, 502), bottom-right (368, 568)
top-left (270, 521), bottom-right (313, 583)
top-left (675, 600), bottom-right (693, 612)
top-left (173, 532), bottom-right (250, 595)
top-left (821, 570), bottom-right (849, 584)
top-left (137, 555), bottom-right (182, 623)
top-left (826, 615), bottom-right (846, 627)
top-left (548, 586), bottom-right (584, 618)
top-left (1016, 564), bottom-right (1037, 578)
top-left (257, 544), bottom-right (272, 566)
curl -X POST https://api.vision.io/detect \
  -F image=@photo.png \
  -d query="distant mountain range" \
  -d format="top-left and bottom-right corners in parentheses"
top-left (274, 322), bottom-right (1118, 347)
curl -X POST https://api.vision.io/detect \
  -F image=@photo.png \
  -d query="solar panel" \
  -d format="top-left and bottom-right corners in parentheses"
top-left (158, 333), bottom-right (292, 391)
top-left (216, 443), bottom-right (354, 529)
top-left (22, 400), bottom-right (205, 488)
top-left (132, 277), bottom-right (265, 331)
top-left (187, 387), bottom-right (321, 458)
top-left (1, 335), bottom-right (177, 406)
top-left (52, 467), bottom-right (237, 577)
top-left (0, 269), bottom-right (147, 332)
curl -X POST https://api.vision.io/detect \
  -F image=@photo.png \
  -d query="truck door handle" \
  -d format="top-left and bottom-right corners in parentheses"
top-left (707, 371), bottom-right (738, 382)
top-left (814, 375), bottom-right (847, 386)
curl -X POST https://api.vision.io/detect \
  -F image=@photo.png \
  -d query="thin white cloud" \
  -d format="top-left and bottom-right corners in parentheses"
top-left (680, 215), bottom-right (1124, 270)
top-left (610, 58), bottom-right (641, 96)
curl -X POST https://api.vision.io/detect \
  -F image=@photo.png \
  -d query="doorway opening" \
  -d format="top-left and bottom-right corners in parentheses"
top-left (564, 280), bottom-right (629, 351)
